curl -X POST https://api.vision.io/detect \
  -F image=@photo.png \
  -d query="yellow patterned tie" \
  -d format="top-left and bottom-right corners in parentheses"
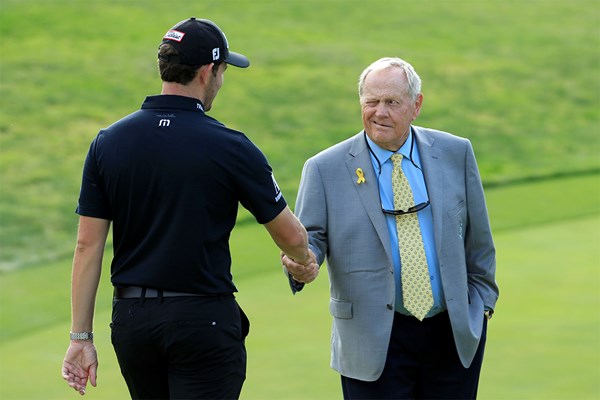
top-left (391, 154), bottom-right (433, 321)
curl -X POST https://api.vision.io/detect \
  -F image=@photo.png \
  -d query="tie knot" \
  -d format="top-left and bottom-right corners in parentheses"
top-left (391, 153), bottom-right (404, 167)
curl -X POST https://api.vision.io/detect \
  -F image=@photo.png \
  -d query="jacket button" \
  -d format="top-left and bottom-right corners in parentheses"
top-left (386, 304), bottom-right (393, 310)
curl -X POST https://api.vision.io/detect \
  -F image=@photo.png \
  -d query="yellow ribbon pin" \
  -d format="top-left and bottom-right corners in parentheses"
top-left (356, 168), bottom-right (366, 184)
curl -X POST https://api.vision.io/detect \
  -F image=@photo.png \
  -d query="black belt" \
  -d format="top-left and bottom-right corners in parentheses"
top-left (114, 286), bottom-right (213, 299)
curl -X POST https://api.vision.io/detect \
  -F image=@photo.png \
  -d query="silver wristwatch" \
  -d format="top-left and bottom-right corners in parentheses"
top-left (70, 331), bottom-right (94, 341)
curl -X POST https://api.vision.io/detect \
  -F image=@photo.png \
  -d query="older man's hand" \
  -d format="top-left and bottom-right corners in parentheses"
top-left (281, 250), bottom-right (319, 283)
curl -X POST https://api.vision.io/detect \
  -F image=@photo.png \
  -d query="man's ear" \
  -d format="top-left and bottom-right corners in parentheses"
top-left (196, 63), bottom-right (215, 85)
top-left (413, 93), bottom-right (424, 120)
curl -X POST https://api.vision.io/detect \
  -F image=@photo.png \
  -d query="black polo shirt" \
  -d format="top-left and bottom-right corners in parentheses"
top-left (76, 95), bottom-right (287, 294)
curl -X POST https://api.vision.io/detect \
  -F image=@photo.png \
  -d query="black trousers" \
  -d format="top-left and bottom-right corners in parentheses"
top-left (111, 294), bottom-right (249, 399)
top-left (341, 311), bottom-right (487, 400)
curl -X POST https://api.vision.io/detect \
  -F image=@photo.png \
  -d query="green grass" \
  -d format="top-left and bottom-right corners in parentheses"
top-left (485, 173), bottom-right (600, 232)
top-left (0, 214), bottom-right (598, 399)
top-left (1, 177), bottom-right (599, 399)
top-left (2, 174), bottom-right (597, 343)
top-left (479, 216), bottom-right (600, 399)
top-left (1, 0), bottom-right (599, 270)
top-left (1, 0), bottom-right (599, 399)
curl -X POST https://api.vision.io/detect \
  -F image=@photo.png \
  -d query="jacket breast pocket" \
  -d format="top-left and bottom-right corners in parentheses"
top-left (329, 298), bottom-right (353, 319)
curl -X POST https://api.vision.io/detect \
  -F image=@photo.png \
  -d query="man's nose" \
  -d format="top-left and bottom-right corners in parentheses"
top-left (374, 103), bottom-right (389, 116)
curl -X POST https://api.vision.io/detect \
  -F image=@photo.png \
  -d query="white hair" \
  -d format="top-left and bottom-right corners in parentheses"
top-left (358, 57), bottom-right (422, 101)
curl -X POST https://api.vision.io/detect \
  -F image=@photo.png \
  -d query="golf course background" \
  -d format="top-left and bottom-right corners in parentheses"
top-left (0, 1), bottom-right (598, 399)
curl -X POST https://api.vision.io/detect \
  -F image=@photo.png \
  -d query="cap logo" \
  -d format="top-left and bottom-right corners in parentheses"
top-left (163, 29), bottom-right (185, 42)
top-left (212, 47), bottom-right (220, 61)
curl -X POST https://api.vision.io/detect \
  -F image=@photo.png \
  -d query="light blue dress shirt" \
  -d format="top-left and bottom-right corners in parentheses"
top-left (365, 130), bottom-right (445, 318)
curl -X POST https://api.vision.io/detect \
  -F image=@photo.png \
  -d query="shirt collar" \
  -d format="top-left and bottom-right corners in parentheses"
top-left (365, 129), bottom-right (414, 165)
top-left (141, 95), bottom-right (205, 112)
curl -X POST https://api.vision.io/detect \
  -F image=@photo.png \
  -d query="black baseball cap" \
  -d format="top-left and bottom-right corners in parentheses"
top-left (159, 17), bottom-right (249, 68)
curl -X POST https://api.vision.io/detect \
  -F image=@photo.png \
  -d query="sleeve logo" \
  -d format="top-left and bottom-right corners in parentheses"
top-left (272, 174), bottom-right (283, 202)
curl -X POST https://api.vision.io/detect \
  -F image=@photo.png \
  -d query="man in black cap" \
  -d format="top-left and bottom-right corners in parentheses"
top-left (61, 17), bottom-right (318, 399)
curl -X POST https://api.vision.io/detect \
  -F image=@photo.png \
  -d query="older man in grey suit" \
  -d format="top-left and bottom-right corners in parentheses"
top-left (283, 57), bottom-right (498, 399)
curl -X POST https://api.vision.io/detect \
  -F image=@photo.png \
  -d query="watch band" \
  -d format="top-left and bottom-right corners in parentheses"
top-left (70, 331), bottom-right (94, 341)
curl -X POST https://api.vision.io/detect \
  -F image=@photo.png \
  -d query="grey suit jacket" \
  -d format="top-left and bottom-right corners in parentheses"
top-left (295, 125), bottom-right (498, 381)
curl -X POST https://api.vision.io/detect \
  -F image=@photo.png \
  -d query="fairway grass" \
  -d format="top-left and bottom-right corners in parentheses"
top-left (479, 216), bottom-right (600, 400)
top-left (1, 213), bottom-right (598, 400)
top-left (1, 1), bottom-right (598, 398)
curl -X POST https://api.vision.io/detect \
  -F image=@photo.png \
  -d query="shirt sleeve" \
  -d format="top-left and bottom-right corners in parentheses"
top-left (233, 138), bottom-right (287, 224)
top-left (75, 133), bottom-right (113, 220)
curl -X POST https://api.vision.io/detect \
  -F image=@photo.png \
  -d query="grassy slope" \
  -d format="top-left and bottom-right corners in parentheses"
top-left (0, 0), bottom-right (599, 270)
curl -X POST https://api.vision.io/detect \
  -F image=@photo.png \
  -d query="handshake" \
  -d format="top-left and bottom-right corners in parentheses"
top-left (280, 249), bottom-right (319, 285)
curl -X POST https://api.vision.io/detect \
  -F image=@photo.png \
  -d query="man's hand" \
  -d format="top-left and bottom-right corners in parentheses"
top-left (62, 341), bottom-right (98, 395)
top-left (281, 249), bottom-right (319, 284)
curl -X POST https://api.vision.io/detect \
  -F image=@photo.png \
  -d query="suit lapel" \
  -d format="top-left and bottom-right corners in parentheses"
top-left (346, 132), bottom-right (393, 265)
top-left (413, 126), bottom-right (444, 259)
